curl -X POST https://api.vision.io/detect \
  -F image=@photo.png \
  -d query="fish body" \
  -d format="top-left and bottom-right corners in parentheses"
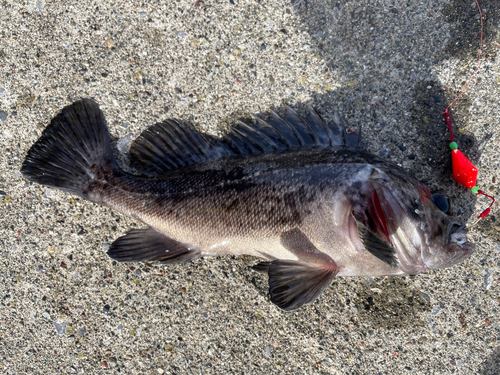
top-left (22, 99), bottom-right (474, 310)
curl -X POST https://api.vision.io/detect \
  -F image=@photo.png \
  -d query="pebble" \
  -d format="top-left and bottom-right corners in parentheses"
top-left (101, 361), bottom-right (108, 369)
top-left (117, 134), bottom-right (132, 154)
top-left (0, 111), bottom-right (7, 122)
top-left (53, 320), bottom-right (68, 335)
top-left (0, 88), bottom-right (4, 96)
top-left (484, 269), bottom-right (492, 290)
top-left (78, 327), bottom-right (86, 337)
top-left (421, 293), bottom-right (430, 302)
top-left (378, 148), bottom-right (390, 157)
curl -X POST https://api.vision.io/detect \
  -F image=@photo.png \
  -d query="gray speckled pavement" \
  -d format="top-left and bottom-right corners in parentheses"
top-left (1, 0), bottom-right (499, 374)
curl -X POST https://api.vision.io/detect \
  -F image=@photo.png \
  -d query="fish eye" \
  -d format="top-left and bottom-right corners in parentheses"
top-left (431, 191), bottom-right (451, 214)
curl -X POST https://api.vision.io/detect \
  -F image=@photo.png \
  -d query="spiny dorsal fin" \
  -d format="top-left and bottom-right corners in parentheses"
top-left (129, 119), bottom-right (222, 174)
top-left (129, 106), bottom-right (361, 175)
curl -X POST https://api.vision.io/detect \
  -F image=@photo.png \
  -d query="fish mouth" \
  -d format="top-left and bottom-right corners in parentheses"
top-left (449, 224), bottom-right (475, 252)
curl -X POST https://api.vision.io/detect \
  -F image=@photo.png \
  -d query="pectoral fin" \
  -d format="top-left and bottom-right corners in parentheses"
top-left (107, 227), bottom-right (201, 264)
top-left (267, 260), bottom-right (338, 311)
top-left (357, 221), bottom-right (398, 268)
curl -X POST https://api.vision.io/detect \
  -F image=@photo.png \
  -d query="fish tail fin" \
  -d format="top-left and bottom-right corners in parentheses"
top-left (21, 99), bottom-right (118, 202)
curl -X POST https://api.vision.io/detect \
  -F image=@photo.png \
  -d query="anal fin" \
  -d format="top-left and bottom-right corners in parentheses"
top-left (107, 227), bottom-right (201, 265)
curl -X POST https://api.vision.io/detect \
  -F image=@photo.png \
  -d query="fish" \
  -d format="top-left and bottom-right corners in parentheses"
top-left (21, 99), bottom-right (474, 311)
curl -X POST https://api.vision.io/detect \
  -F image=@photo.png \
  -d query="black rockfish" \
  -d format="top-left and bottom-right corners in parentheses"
top-left (22, 99), bottom-right (474, 311)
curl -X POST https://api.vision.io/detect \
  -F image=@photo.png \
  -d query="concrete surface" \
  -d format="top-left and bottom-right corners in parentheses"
top-left (1, 0), bottom-right (499, 374)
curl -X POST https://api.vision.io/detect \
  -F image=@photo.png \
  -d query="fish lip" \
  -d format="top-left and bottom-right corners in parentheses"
top-left (457, 241), bottom-right (475, 252)
top-left (450, 223), bottom-right (466, 235)
top-left (449, 223), bottom-right (474, 251)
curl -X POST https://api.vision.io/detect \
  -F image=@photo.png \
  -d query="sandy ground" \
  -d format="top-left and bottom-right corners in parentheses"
top-left (1, 0), bottom-right (499, 374)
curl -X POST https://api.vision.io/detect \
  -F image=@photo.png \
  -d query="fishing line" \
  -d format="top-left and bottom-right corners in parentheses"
top-left (441, 0), bottom-right (495, 227)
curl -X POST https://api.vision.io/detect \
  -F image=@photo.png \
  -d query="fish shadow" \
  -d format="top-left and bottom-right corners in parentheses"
top-left (288, 0), bottom-right (500, 220)
top-left (483, 346), bottom-right (500, 375)
top-left (349, 276), bottom-right (431, 330)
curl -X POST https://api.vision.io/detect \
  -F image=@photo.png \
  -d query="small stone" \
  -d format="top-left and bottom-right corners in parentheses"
top-left (53, 320), bottom-right (68, 335)
top-left (432, 95), bottom-right (442, 103)
top-left (101, 361), bottom-right (108, 369)
top-left (78, 327), bottom-right (86, 337)
top-left (378, 149), bottom-right (390, 157)
top-left (408, 153), bottom-right (416, 160)
top-left (261, 43), bottom-right (266, 51)
top-left (125, 354), bottom-right (132, 360)
top-left (0, 111), bottom-right (7, 122)
top-left (398, 144), bottom-right (407, 152)
top-left (42, 311), bottom-right (51, 319)
top-left (484, 269), bottom-right (492, 290)
top-left (423, 100), bottom-right (431, 106)
top-left (0, 88), bottom-right (5, 96)
top-left (103, 305), bottom-right (110, 314)
top-left (421, 293), bottom-right (430, 302)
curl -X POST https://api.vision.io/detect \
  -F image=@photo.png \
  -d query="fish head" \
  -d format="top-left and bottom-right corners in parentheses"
top-left (353, 175), bottom-right (475, 274)
top-left (415, 191), bottom-right (475, 270)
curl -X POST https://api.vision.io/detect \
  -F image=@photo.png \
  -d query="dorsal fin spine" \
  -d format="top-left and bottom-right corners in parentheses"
top-left (270, 111), bottom-right (305, 147)
top-left (128, 105), bottom-right (361, 175)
